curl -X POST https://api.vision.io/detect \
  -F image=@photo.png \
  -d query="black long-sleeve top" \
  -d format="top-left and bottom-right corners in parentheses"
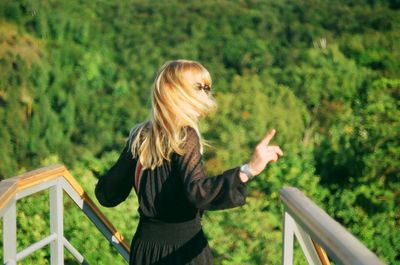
top-left (95, 126), bottom-right (248, 222)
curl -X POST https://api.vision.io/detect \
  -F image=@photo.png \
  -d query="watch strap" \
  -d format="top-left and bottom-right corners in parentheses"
top-left (240, 163), bottom-right (254, 179)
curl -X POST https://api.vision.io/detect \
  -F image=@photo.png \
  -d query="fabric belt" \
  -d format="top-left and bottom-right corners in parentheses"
top-left (133, 217), bottom-right (203, 245)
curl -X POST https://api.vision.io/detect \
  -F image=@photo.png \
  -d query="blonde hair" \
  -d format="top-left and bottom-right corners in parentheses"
top-left (129, 60), bottom-right (217, 170)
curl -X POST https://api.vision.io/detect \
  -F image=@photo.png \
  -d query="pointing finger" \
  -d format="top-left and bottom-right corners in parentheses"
top-left (261, 129), bottom-right (276, 146)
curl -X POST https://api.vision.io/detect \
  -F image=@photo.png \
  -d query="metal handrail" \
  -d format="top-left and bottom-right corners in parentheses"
top-left (0, 164), bottom-right (130, 264)
top-left (280, 187), bottom-right (385, 265)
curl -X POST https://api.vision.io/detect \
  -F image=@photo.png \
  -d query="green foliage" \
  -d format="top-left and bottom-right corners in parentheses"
top-left (0, 0), bottom-right (398, 264)
top-left (315, 77), bottom-right (400, 263)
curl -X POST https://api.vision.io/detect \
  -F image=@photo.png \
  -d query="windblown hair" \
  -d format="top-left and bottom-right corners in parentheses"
top-left (128, 60), bottom-right (217, 170)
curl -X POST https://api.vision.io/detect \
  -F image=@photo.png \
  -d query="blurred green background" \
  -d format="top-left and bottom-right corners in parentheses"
top-left (0, 0), bottom-right (399, 264)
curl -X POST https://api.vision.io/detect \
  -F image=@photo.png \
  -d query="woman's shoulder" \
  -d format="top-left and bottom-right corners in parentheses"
top-left (182, 126), bottom-right (200, 143)
top-left (179, 126), bottom-right (203, 157)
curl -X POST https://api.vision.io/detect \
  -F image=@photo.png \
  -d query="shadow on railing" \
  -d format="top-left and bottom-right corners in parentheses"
top-left (0, 164), bottom-right (130, 264)
top-left (280, 187), bottom-right (385, 265)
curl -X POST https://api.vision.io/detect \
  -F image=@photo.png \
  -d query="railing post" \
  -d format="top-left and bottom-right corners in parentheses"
top-left (50, 179), bottom-right (64, 265)
top-left (282, 211), bottom-right (294, 265)
top-left (3, 200), bottom-right (17, 265)
top-left (288, 215), bottom-right (323, 265)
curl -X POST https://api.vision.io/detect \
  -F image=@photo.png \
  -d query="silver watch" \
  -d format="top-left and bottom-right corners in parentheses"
top-left (240, 163), bottom-right (254, 179)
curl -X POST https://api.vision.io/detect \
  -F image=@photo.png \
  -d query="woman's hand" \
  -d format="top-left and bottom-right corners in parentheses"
top-left (247, 129), bottom-right (283, 176)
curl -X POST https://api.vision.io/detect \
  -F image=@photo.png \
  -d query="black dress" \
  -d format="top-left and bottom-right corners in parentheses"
top-left (95, 126), bottom-right (248, 265)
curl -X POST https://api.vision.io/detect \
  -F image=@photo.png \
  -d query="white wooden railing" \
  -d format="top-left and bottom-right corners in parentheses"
top-left (280, 187), bottom-right (385, 265)
top-left (1, 165), bottom-right (387, 264)
top-left (0, 164), bottom-right (130, 265)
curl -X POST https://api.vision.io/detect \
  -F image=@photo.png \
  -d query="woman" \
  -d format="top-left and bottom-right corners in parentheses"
top-left (95, 60), bottom-right (283, 264)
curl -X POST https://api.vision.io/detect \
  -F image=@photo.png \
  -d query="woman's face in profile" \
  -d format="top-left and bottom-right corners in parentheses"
top-left (196, 84), bottom-right (210, 100)
top-left (195, 88), bottom-right (209, 118)
top-left (182, 71), bottom-right (212, 118)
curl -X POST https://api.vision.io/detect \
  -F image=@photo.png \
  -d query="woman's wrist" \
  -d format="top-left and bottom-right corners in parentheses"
top-left (239, 162), bottom-right (256, 183)
top-left (239, 171), bottom-right (249, 183)
top-left (247, 162), bottom-right (257, 176)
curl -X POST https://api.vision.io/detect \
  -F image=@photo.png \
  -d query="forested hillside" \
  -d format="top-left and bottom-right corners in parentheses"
top-left (0, 0), bottom-right (399, 264)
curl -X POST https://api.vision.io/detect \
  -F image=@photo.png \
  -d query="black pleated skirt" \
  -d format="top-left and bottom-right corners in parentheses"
top-left (130, 217), bottom-right (213, 265)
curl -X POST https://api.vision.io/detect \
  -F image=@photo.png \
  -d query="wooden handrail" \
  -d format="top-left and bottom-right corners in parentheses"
top-left (0, 178), bottom-right (18, 212)
top-left (0, 164), bottom-right (130, 252)
top-left (312, 240), bottom-right (331, 265)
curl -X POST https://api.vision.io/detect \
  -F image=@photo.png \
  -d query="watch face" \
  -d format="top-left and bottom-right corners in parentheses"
top-left (240, 164), bottom-right (253, 178)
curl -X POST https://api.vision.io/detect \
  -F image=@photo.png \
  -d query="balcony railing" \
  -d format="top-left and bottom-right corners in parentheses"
top-left (0, 164), bottom-right (130, 265)
top-left (1, 165), bottom-right (386, 264)
top-left (280, 187), bottom-right (385, 265)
